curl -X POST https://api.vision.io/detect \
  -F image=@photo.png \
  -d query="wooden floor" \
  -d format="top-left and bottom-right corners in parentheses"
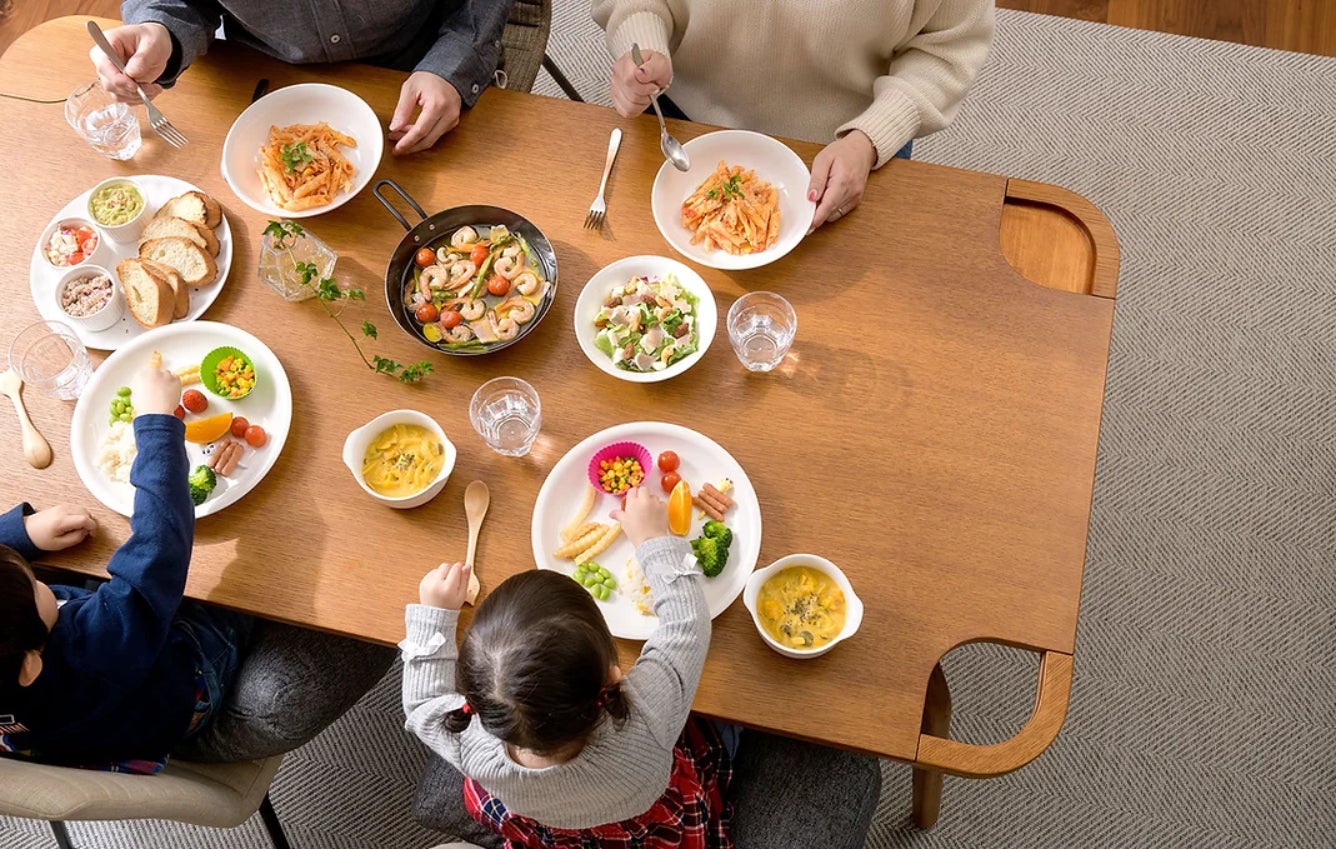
top-left (1, 0), bottom-right (1334, 69)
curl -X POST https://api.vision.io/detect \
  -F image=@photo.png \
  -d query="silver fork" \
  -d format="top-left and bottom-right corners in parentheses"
top-left (584, 128), bottom-right (622, 230)
top-left (86, 20), bottom-right (188, 149)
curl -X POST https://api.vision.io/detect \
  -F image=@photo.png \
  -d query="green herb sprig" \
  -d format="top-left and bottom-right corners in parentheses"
top-left (263, 219), bottom-right (306, 249)
top-left (280, 141), bottom-right (314, 174)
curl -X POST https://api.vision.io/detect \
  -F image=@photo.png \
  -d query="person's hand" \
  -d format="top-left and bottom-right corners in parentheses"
top-left (90, 23), bottom-right (172, 103)
top-left (24, 505), bottom-right (97, 552)
top-left (609, 48), bottom-right (672, 118)
top-left (389, 72), bottom-right (463, 156)
top-left (610, 486), bottom-right (668, 548)
top-left (807, 130), bottom-right (878, 232)
top-left (419, 561), bottom-right (472, 610)
top-left (131, 364), bottom-right (182, 416)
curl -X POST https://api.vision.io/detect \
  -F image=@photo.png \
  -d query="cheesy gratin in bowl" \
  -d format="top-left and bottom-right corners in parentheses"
top-left (342, 410), bottom-right (456, 509)
top-left (742, 554), bottom-right (863, 658)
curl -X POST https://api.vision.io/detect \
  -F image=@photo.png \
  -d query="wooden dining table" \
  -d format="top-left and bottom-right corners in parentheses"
top-left (0, 16), bottom-right (1119, 828)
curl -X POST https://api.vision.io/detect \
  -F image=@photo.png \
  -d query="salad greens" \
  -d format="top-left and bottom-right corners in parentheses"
top-left (592, 274), bottom-right (699, 373)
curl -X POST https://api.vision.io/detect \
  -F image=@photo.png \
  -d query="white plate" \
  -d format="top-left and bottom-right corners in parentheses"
top-left (651, 130), bottom-right (816, 271)
top-left (221, 83), bottom-right (384, 218)
top-left (572, 255), bottom-right (718, 383)
top-left (531, 422), bottom-right (761, 641)
top-left (69, 322), bottom-right (294, 518)
top-left (28, 175), bottom-right (233, 351)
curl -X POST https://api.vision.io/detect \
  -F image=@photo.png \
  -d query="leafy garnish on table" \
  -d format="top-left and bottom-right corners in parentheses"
top-left (291, 258), bottom-right (433, 385)
top-left (280, 141), bottom-right (314, 174)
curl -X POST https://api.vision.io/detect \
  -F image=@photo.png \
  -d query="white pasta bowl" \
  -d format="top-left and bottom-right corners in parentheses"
top-left (651, 130), bottom-right (816, 271)
top-left (342, 409), bottom-right (456, 509)
top-left (220, 83), bottom-right (384, 218)
top-left (573, 255), bottom-right (717, 383)
top-left (742, 553), bottom-right (864, 659)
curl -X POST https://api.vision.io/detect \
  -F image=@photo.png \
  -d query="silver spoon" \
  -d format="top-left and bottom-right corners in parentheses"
top-left (631, 43), bottom-right (690, 172)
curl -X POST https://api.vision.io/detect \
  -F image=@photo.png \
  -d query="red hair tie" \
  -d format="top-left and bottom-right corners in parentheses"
top-left (596, 689), bottom-right (612, 708)
top-left (460, 701), bottom-right (473, 716)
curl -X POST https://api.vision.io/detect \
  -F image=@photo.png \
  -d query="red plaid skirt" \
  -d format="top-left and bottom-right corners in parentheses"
top-left (464, 716), bottom-right (734, 849)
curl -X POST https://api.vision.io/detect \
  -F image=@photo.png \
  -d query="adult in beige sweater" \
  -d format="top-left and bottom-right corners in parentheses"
top-left (593, 0), bottom-right (994, 229)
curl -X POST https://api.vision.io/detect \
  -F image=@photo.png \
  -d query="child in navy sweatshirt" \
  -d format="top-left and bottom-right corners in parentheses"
top-left (0, 364), bottom-right (251, 772)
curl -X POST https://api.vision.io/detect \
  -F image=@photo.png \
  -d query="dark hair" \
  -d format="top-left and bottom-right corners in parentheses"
top-left (0, 545), bottom-right (49, 684)
top-left (445, 570), bottom-right (629, 754)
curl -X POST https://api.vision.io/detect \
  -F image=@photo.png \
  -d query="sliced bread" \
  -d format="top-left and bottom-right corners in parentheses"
top-left (141, 258), bottom-right (189, 319)
top-left (154, 191), bottom-right (222, 230)
top-left (138, 215), bottom-right (219, 257)
top-left (116, 259), bottom-right (173, 329)
top-left (140, 237), bottom-right (217, 287)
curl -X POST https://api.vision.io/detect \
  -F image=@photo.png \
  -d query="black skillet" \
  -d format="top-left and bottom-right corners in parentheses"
top-left (374, 179), bottom-right (559, 357)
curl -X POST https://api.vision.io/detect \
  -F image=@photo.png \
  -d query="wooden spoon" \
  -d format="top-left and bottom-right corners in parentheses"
top-left (0, 370), bottom-right (53, 469)
top-left (463, 480), bottom-right (490, 605)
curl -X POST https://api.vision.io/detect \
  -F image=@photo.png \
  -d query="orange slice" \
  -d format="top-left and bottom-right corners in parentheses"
top-left (667, 480), bottom-right (692, 536)
top-left (184, 411), bottom-right (233, 444)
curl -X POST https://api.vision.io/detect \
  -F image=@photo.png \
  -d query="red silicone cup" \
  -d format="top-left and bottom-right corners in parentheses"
top-left (587, 442), bottom-right (653, 494)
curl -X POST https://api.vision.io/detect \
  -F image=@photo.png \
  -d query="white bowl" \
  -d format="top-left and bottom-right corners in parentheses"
top-left (342, 410), bottom-right (456, 509)
top-left (573, 255), bottom-right (717, 383)
top-left (86, 177), bottom-right (148, 242)
top-left (742, 553), bottom-right (864, 659)
top-left (39, 217), bottom-right (107, 270)
top-left (220, 83), bottom-right (384, 218)
top-left (651, 130), bottom-right (817, 271)
top-left (55, 265), bottom-right (123, 332)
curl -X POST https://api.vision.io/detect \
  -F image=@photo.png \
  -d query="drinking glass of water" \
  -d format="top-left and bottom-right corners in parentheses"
top-left (9, 321), bottom-right (93, 401)
top-left (65, 82), bottom-right (142, 160)
top-left (470, 377), bottom-right (541, 457)
top-left (727, 292), bottom-right (797, 372)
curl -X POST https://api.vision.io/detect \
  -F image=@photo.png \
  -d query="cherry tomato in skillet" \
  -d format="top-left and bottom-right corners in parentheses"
top-left (439, 310), bottom-right (463, 330)
top-left (470, 243), bottom-right (490, 266)
top-left (415, 248), bottom-right (436, 267)
top-left (486, 275), bottom-right (511, 297)
top-left (657, 451), bottom-right (680, 472)
top-left (416, 303), bottom-right (440, 323)
top-left (660, 471), bottom-right (681, 493)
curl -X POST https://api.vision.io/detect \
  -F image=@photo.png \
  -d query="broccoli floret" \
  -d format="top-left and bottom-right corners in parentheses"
top-left (691, 535), bottom-right (729, 578)
top-left (188, 465), bottom-right (217, 506)
top-left (701, 520), bottom-right (733, 548)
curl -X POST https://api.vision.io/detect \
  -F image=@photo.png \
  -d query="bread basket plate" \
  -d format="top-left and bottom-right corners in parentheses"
top-left (28, 175), bottom-right (232, 351)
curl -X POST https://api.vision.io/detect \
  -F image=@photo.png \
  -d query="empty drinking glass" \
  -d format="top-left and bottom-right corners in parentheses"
top-left (727, 292), bottom-right (797, 372)
top-left (9, 321), bottom-right (93, 401)
top-left (65, 82), bottom-right (142, 160)
top-left (470, 377), bottom-right (541, 457)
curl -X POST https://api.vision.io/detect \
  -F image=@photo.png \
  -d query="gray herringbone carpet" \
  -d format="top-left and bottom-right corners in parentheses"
top-left (5, 6), bottom-right (1334, 848)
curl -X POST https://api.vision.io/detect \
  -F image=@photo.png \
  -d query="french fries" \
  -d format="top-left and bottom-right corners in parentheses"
top-left (681, 161), bottom-right (781, 255)
top-left (174, 364), bottom-right (201, 386)
top-left (554, 524), bottom-right (606, 560)
top-left (574, 524), bottom-right (621, 565)
top-left (258, 122), bottom-right (356, 211)
top-left (561, 485), bottom-right (598, 541)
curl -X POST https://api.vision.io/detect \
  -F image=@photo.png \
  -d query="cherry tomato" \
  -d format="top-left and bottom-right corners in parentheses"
top-left (69, 252), bottom-right (84, 265)
top-left (415, 247), bottom-right (436, 267)
top-left (244, 425), bottom-right (268, 448)
top-left (173, 405), bottom-right (186, 420)
top-left (230, 416), bottom-right (250, 438)
top-left (657, 451), bottom-right (680, 472)
top-left (416, 303), bottom-right (440, 323)
top-left (439, 310), bottom-right (463, 330)
top-left (486, 275), bottom-right (510, 297)
top-left (469, 243), bottom-right (489, 266)
top-left (181, 389), bottom-right (208, 413)
top-left (661, 471), bottom-right (682, 493)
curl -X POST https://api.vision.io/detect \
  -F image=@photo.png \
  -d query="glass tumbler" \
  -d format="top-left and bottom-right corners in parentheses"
top-left (9, 320), bottom-right (93, 400)
top-left (65, 82), bottom-right (142, 160)
top-left (727, 292), bottom-right (797, 372)
top-left (469, 377), bottom-right (541, 457)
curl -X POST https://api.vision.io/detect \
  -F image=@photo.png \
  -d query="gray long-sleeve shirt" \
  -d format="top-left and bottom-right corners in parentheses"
top-left (401, 536), bottom-right (709, 829)
top-left (122, 0), bottom-right (514, 106)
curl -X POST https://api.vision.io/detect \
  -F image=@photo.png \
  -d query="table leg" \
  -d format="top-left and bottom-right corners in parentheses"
top-left (912, 662), bottom-right (952, 828)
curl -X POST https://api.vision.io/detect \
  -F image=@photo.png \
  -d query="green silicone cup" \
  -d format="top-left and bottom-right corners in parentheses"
top-left (200, 346), bottom-right (259, 400)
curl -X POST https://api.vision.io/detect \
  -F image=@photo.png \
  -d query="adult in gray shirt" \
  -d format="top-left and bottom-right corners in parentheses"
top-left (91, 0), bottom-right (515, 154)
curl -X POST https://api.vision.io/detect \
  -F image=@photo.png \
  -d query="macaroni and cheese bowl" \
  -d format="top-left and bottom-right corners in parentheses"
top-left (342, 410), bottom-right (456, 509)
top-left (742, 554), bottom-right (863, 659)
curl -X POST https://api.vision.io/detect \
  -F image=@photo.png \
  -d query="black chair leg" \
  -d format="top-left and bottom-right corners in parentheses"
top-left (542, 55), bottom-right (584, 102)
top-left (50, 821), bottom-right (75, 849)
top-left (259, 794), bottom-right (293, 849)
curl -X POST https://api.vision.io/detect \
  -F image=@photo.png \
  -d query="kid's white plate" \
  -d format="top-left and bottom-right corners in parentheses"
top-left (531, 421), bottom-right (761, 641)
top-left (28, 175), bottom-right (233, 351)
top-left (572, 255), bottom-right (717, 383)
top-left (70, 322), bottom-right (293, 518)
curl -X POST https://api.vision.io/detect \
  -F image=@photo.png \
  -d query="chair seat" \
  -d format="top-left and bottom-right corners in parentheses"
top-left (0, 755), bottom-right (283, 827)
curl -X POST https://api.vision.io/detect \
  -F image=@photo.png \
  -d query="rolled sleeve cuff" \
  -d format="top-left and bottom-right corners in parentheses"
top-left (401, 604), bottom-right (459, 658)
top-left (608, 12), bottom-right (671, 61)
top-left (836, 86), bottom-right (921, 170)
top-left (416, 35), bottom-right (500, 108)
top-left (0, 503), bottom-right (42, 561)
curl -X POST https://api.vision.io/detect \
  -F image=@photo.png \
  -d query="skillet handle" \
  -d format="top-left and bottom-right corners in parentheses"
top-left (374, 179), bottom-right (429, 232)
